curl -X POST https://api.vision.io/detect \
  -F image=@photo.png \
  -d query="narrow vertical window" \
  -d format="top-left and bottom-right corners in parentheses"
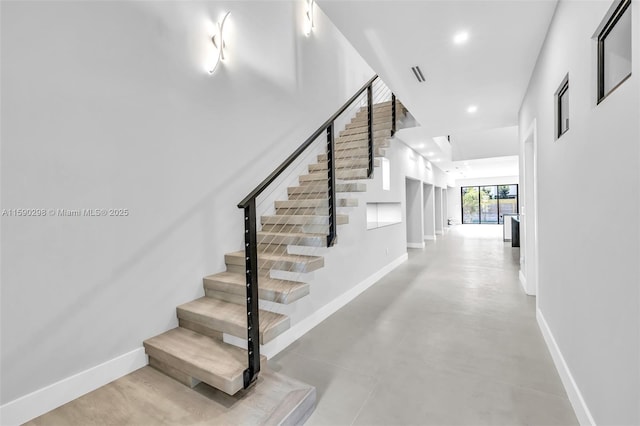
top-left (556, 76), bottom-right (569, 139)
top-left (598, 0), bottom-right (632, 103)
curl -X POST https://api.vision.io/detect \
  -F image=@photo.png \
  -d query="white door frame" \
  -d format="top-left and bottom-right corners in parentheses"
top-left (522, 118), bottom-right (539, 297)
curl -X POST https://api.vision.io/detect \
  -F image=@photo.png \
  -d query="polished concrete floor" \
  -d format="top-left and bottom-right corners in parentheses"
top-left (269, 225), bottom-right (578, 425)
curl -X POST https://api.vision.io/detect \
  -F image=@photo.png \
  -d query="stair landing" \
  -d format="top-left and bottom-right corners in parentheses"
top-left (25, 365), bottom-right (316, 426)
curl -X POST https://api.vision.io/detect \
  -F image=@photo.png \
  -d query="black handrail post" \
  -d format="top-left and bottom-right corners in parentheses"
top-left (242, 198), bottom-right (260, 389)
top-left (391, 93), bottom-right (397, 137)
top-left (326, 123), bottom-right (337, 247)
top-left (367, 84), bottom-right (374, 178)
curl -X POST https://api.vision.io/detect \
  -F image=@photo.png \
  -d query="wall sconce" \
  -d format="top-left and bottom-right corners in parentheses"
top-left (303, 0), bottom-right (315, 36)
top-left (209, 11), bottom-right (230, 74)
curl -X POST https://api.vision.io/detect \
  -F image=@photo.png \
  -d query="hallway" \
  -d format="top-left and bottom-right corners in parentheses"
top-left (269, 225), bottom-right (578, 425)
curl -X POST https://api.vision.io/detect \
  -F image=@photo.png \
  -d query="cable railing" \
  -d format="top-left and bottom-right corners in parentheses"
top-left (236, 74), bottom-right (402, 388)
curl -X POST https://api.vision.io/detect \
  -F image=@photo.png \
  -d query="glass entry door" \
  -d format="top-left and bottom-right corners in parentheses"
top-left (461, 184), bottom-right (518, 224)
top-left (480, 186), bottom-right (498, 224)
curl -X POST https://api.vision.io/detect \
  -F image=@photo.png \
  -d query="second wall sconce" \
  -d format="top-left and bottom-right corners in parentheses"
top-left (209, 11), bottom-right (231, 74)
top-left (303, 0), bottom-right (315, 36)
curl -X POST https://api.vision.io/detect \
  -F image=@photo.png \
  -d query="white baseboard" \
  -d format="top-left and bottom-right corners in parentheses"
top-left (0, 347), bottom-right (147, 426)
top-left (424, 235), bottom-right (436, 240)
top-left (435, 230), bottom-right (443, 235)
top-left (519, 270), bottom-right (527, 293)
top-left (407, 242), bottom-right (425, 249)
top-left (225, 253), bottom-right (409, 358)
top-left (536, 309), bottom-right (595, 426)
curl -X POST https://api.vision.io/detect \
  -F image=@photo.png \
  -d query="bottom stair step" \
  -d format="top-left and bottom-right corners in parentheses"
top-left (143, 327), bottom-right (264, 396)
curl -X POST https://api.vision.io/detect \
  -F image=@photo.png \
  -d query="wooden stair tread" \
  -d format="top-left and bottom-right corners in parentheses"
top-left (143, 327), bottom-right (253, 395)
top-left (258, 230), bottom-right (328, 248)
top-left (261, 214), bottom-right (349, 226)
top-left (177, 297), bottom-right (290, 344)
top-left (226, 250), bottom-right (323, 264)
top-left (204, 271), bottom-right (309, 304)
top-left (275, 198), bottom-right (358, 208)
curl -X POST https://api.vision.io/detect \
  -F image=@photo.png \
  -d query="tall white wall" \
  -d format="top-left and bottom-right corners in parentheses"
top-left (0, 0), bottom-right (376, 406)
top-left (434, 188), bottom-right (443, 234)
top-left (405, 179), bottom-right (423, 248)
top-left (423, 184), bottom-right (436, 239)
top-left (519, 0), bottom-right (639, 424)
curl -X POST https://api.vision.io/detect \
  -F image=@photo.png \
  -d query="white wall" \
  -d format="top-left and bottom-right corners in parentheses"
top-left (519, 0), bottom-right (639, 424)
top-left (423, 184), bottom-right (436, 239)
top-left (434, 188), bottom-right (443, 234)
top-left (405, 179), bottom-right (423, 247)
top-left (0, 0), bottom-right (376, 407)
top-left (449, 176), bottom-right (519, 225)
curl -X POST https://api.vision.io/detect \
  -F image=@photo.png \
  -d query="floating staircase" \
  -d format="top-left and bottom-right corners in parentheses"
top-left (143, 95), bottom-right (406, 398)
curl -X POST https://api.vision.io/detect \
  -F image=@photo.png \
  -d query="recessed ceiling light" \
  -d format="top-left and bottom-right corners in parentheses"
top-left (417, 143), bottom-right (425, 149)
top-left (467, 105), bottom-right (478, 114)
top-left (427, 151), bottom-right (435, 156)
top-left (454, 31), bottom-right (469, 45)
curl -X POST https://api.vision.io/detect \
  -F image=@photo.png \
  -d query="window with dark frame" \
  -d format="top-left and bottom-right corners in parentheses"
top-left (597, 0), bottom-right (632, 103)
top-left (460, 185), bottom-right (519, 225)
top-left (556, 77), bottom-right (569, 139)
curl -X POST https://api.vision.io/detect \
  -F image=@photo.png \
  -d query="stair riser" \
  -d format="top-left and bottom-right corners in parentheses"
top-left (344, 121), bottom-right (393, 132)
top-left (202, 289), bottom-right (247, 306)
top-left (149, 357), bottom-right (200, 388)
top-left (143, 342), bottom-right (243, 396)
top-left (334, 144), bottom-right (389, 154)
top-left (340, 128), bottom-right (391, 138)
top-left (261, 223), bottom-right (340, 234)
top-left (224, 255), bottom-right (325, 274)
top-left (260, 233), bottom-right (327, 247)
top-left (336, 139), bottom-right (390, 151)
top-left (276, 207), bottom-right (328, 216)
top-left (288, 182), bottom-right (366, 195)
top-left (335, 132), bottom-right (390, 143)
top-left (299, 170), bottom-right (368, 182)
top-left (317, 148), bottom-right (385, 160)
top-left (309, 160), bottom-right (379, 172)
top-left (204, 279), bottom-right (309, 304)
top-left (177, 305), bottom-right (291, 345)
top-left (260, 215), bottom-right (348, 226)
top-left (274, 198), bottom-right (358, 208)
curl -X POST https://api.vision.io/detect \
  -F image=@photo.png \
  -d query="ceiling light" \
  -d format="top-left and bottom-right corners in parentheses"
top-left (433, 159), bottom-right (441, 163)
top-left (417, 143), bottom-right (425, 148)
top-left (467, 105), bottom-right (478, 114)
top-left (454, 31), bottom-right (469, 45)
top-left (427, 151), bottom-right (434, 156)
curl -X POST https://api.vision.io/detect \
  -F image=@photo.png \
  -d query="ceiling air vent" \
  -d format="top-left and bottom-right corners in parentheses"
top-left (411, 66), bottom-right (426, 83)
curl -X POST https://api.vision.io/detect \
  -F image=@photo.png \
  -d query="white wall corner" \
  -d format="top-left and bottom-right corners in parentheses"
top-left (0, 347), bottom-right (148, 426)
top-left (536, 309), bottom-right (596, 426)
top-left (224, 252), bottom-right (409, 358)
top-left (407, 242), bottom-right (425, 249)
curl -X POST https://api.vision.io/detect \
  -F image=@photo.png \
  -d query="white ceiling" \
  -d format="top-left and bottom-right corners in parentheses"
top-left (452, 125), bottom-right (519, 161)
top-left (318, 0), bottom-right (557, 150)
top-left (445, 155), bottom-right (520, 180)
